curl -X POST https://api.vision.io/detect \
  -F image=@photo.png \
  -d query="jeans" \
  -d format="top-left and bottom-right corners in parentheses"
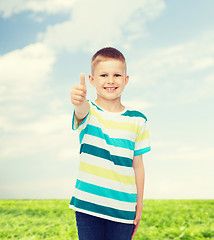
top-left (75, 211), bottom-right (135, 240)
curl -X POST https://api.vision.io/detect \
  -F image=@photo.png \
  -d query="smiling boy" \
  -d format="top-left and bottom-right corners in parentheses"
top-left (70, 47), bottom-right (151, 240)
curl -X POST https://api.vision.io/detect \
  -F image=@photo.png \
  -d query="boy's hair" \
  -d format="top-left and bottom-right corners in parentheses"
top-left (91, 47), bottom-right (126, 74)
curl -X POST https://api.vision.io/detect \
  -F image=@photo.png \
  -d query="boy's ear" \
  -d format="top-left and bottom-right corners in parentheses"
top-left (89, 74), bottom-right (95, 87)
top-left (125, 75), bottom-right (129, 86)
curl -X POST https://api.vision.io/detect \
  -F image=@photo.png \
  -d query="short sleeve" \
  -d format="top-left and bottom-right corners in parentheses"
top-left (72, 108), bottom-right (90, 131)
top-left (134, 120), bottom-right (151, 156)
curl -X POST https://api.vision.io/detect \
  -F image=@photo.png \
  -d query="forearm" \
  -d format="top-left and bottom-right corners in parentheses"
top-left (74, 99), bottom-right (90, 121)
top-left (132, 155), bottom-right (145, 229)
top-left (133, 155), bottom-right (145, 207)
top-left (134, 164), bottom-right (145, 206)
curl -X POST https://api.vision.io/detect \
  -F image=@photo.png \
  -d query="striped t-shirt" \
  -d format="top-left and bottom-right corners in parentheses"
top-left (69, 100), bottom-right (151, 224)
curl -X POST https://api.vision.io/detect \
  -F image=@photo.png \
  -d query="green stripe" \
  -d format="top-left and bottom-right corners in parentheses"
top-left (80, 143), bottom-right (133, 167)
top-left (70, 197), bottom-right (135, 221)
top-left (134, 146), bottom-right (151, 156)
top-left (122, 110), bottom-right (147, 121)
top-left (91, 101), bottom-right (103, 111)
top-left (79, 124), bottom-right (135, 150)
top-left (76, 179), bottom-right (137, 202)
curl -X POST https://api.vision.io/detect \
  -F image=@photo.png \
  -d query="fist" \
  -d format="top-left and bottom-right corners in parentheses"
top-left (70, 73), bottom-right (87, 106)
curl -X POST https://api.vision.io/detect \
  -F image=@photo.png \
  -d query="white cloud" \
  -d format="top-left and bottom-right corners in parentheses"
top-left (131, 32), bottom-right (214, 83)
top-left (163, 145), bottom-right (214, 162)
top-left (152, 141), bottom-right (214, 162)
top-left (0, 0), bottom-right (76, 18)
top-left (144, 141), bottom-right (214, 199)
top-left (128, 31), bottom-right (214, 104)
top-left (38, 0), bottom-right (165, 52)
top-left (145, 178), bottom-right (214, 199)
top-left (0, 109), bottom-right (79, 160)
top-left (0, 42), bottom-right (55, 102)
top-left (197, 73), bottom-right (214, 98)
top-left (0, 177), bottom-right (77, 199)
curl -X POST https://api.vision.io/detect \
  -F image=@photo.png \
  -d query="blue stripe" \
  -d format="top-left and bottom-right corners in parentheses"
top-left (122, 110), bottom-right (147, 121)
top-left (91, 101), bottom-right (103, 111)
top-left (134, 146), bottom-right (151, 156)
top-left (76, 179), bottom-right (137, 203)
top-left (80, 124), bottom-right (134, 150)
top-left (80, 143), bottom-right (133, 167)
top-left (70, 197), bottom-right (135, 221)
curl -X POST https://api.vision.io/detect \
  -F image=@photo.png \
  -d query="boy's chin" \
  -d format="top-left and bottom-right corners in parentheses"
top-left (97, 95), bottom-right (122, 102)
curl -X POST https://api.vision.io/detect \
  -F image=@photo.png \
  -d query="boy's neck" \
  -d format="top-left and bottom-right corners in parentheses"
top-left (94, 97), bottom-right (125, 112)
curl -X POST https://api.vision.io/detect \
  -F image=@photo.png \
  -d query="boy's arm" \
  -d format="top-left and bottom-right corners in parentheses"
top-left (132, 154), bottom-right (145, 239)
top-left (70, 73), bottom-right (90, 125)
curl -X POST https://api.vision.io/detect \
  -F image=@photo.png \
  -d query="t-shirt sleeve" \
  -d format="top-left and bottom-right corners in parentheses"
top-left (134, 119), bottom-right (151, 156)
top-left (72, 105), bottom-right (91, 131)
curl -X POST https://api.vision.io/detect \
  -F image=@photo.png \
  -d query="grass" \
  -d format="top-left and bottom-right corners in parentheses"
top-left (0, 200), bottom-right (213, 239)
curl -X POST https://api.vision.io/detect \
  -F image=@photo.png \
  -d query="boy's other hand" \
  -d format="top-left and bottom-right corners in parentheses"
top-left (131, 204), bottom-right (143, 239)
top-left (71, 73), bottom-right (87, 106)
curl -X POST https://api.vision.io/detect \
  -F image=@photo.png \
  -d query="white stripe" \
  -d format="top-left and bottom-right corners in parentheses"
top-left (98, 112), bottom-right (144, 123)
top-left (135, 140), bottom-right (150, 151)
top-left (77, 171), bottom-right (137, 194)
top-left (69, 205), bottom-right (134, 224)
top-left (80, 153), bottom-right (135, 176)
top-left (74, 188), bottom-right (136, 211)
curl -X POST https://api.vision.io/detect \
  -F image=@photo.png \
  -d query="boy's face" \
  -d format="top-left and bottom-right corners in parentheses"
top-left (89, 59), bottom-right (129, 103)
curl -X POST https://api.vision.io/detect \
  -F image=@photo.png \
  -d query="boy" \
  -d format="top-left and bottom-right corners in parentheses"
top-left (70, 47), bottom-right (151, 240)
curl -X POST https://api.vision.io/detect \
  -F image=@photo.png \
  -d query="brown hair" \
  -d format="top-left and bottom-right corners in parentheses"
top-left (91, 47), bottom-right (126, 74)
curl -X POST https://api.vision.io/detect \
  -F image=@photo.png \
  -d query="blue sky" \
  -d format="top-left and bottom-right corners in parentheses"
top-left (0, 0), bottom-right (214, 199)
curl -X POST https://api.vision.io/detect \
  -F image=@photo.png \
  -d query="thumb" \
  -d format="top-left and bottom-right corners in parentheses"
top-left (80, 72), bottom-right (86, 86)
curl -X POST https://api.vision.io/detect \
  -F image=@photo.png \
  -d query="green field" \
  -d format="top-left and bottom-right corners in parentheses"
top-left (0, 200), bottom-right (213, 239)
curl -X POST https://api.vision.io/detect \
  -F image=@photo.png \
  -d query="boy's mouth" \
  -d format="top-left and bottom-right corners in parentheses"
top-left (104, 87), bottom-right (118, 91)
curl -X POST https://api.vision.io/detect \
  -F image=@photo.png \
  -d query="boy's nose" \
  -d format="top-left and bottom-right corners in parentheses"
top-left (108, 76), bottom-right (114, 84)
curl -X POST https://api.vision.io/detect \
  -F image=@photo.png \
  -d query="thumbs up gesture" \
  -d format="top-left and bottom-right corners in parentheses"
top-left (71, 73), bottom-right (87, 106)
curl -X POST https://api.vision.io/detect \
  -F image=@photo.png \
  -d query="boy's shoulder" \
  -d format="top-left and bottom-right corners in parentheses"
top-left (121, 108), bottom-right (147, 121)
top-left (90, 100), bottom-right (103, 111)
top-left (88, 100), bottom-right (148, 122)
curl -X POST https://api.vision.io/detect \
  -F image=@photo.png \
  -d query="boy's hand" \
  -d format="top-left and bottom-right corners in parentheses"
top-left (70, 73), bottom-right (90, 123)
top-left (131, 203), bottom-right (143, 239)
top-left (70, 73), bottom-right (87, 106)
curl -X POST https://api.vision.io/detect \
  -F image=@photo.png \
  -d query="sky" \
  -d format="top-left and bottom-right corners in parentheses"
top-left (0, 0), bottom-right (214, 200)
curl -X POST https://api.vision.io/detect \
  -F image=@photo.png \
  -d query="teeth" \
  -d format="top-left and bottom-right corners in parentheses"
top-left (105, 87), bottom-right (116, 90)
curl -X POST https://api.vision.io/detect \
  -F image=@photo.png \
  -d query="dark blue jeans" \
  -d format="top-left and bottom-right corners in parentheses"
top-left (75, 211), bottom-right (135, 240)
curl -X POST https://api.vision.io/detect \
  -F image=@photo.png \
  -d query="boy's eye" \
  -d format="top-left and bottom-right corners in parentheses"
top-left (100, 74), bottom-right (107, 77)
top-left (115, 74), bottom-right (121, 77)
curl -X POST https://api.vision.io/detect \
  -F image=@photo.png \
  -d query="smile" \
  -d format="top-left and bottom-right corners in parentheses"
top-left (104, 87), bottom-right (118, 91)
